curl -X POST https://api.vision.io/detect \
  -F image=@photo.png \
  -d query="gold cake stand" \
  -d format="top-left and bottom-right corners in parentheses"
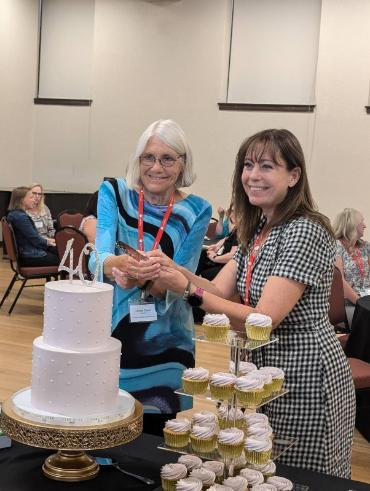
top-left (0, 396), bottom-right (143, 482)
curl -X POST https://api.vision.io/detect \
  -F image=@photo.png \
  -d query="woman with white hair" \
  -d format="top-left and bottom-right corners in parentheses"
top-left (27, 183), bottom-right (55, 239)
top-left (333, 208), bottom-right (370, 326)
top-left (90, 119), bottom-right (211, 434)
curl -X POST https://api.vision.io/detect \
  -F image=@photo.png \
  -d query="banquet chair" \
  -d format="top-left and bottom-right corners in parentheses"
top-left (56, 209), bottom-right (84, 230)
top-left (55, 226), bottom-right (90, 279)
top-left (348, 357), bottom-right (370, 442)
top-left (328, 266), bottom-right (350, 349)
top-left (205, 217), bottom-right (218, 239)
top-left (0, 217), bottom-right (59, 314)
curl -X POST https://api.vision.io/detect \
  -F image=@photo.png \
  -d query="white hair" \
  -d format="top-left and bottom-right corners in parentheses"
top-left (333, 208), bottom-right (363, 248)
top-left (125, 119), bottom-right (196, 189)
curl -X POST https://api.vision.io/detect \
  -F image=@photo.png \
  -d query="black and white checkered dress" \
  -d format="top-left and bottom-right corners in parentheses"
top-left (234, 217), bottom-right (356, 478)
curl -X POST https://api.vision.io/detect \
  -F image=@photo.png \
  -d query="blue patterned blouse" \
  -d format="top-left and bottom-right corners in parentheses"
top-left (90, 178), bottom-right (211, 414)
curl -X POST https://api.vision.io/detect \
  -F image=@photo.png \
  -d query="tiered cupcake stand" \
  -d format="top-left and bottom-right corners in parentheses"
top-left (159, 328), bottom-right (308, 490)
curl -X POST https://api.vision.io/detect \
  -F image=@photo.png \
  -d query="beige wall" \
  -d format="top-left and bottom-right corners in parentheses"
top-left (1, 0), bottom-right (370, 230)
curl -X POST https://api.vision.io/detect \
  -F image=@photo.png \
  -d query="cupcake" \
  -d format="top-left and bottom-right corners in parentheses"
top-left (192, 410), bottom-right (219, 429)
top-left (249, 461), bottom-right (276, 479)
top-left (190, 424), bottom-right (218, 453)
top-left (217, 427), bottom-right (245, 458)
top-left (239, 468), bottom-right (264, 486)
top-left (202, 313), bottom-right (231, 341)
top-left (245, 314), bottom-right (272, 341)
top-left (209, 372), bottom-right (236, 400)
top-left (176, 477), bottom-right (203, 491)
top-left (202, 461), bottom-right (225, 483)
top-left (231, 454), bottom-right (247, 471)
top-left (235, 374), bottom-right (264, 407)
top-left (259, 367), bottom-right (285, 393)
top-left (247, 423), bottom-right (273, 440)
top-left (182, 367), bottom-right (209, 394)
top-left (161, 463), bottom-right (187, 491)
top-left (218, 405), bottom-right (245, 430)
top-left (250, 485), bottom-right (277, 491)
top-left (208, 485), bottom-right (234, 491)
top-left (164, 418), bottom-right (191, 447)
top-left (190, 468), bottom-right (216, 488)
top-left (178, 454), bottom-right (203, 472)
top-left (244, 437), bottom-right (272, 465)
top-left (266, 476), bottom-right (293, 490)
top-left (253, 371), bottom-right (273, 399)
top-left (222, 476), bottom-right (249, 491)
top-left (244, 413), bottom-right (269, 427)
top-left (230, 360), bottom-right (257, 376)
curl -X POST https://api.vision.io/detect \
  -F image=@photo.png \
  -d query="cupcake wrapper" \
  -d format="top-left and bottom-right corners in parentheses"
top-left (245, 324), bottom-right (272, 341)
top-left (190, 434), bottom-right (217, 453)
top-left (271, 378), bottom-right (284, 393)
top-left (203, 324), bottom-right (230, 341)
top-left (236, 388), bottom-right (264, 407)
top-left (161, 477), bottom-right (178, 491)
top-left (209, 384), bottom-right (235, 401)
top-left (182, 378), bottom-right (209, 395)
top-left (262, 470), bottom-right (276, 479)
top-left (244, 448), bottom-right (272, 465)
top-left (217, 441), bottom-right (244, 458)
top-left (262, 382), bottom-right (274, 399)
top-left (163, 428), bottom-right (189, 448)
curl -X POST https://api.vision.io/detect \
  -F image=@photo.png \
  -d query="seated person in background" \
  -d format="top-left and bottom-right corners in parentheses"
top-left (26, 183), bottom-right (55, 239)
top-left (333, 207), bottom-right (370, 327)
top-left (80, 191), bottom-right (98, 243)
top-left (215, 204), bottom-right (235, 238)
top-left (6, 187), bottom-right (59, 267)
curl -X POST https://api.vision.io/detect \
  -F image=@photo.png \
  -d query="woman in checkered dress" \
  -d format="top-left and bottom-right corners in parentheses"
top-left (155, 129), bottom-right (355, 477)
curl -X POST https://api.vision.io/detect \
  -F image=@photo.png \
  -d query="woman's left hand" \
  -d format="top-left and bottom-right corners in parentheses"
top-left (145, 249), bottom-right (179, 270)
top-left (112, 267), bottom-right (145, 289)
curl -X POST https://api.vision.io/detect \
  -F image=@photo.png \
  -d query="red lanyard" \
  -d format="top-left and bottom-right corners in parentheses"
top-left (351, 244), bottom-right (365, 279)
top-left (137, 188), bottom-right (175, 251)
top-left (244, 233), bottom-right (265, 306)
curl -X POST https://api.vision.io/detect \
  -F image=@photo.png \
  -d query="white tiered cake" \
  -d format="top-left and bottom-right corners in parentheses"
top-left (12, 280), bottom-right (135, 425)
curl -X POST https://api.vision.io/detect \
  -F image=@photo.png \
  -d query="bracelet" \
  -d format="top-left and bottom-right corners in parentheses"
top-left (182, 280), bottom-right (192, 301)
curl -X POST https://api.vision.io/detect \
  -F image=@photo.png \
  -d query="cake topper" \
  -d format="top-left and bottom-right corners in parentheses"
top-left (58, 239), bottom-right (100, 286)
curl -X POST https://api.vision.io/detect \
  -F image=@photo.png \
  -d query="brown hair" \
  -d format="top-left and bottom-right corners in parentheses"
top-left (8, 186), bottom-right (31, 211)
top-left (231, 129), bottom-right (333, 250)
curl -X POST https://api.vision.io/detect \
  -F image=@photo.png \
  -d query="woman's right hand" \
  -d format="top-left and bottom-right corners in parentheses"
top-left (115, 254), bottom-right (161, 281)
top-left (217, 206), bottom-right (225, 218)
top-left (47, 238), bottom-right (56, 247)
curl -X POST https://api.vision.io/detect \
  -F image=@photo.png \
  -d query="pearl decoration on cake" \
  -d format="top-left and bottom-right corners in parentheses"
top-left (67, 361), bottom-right (72, 365)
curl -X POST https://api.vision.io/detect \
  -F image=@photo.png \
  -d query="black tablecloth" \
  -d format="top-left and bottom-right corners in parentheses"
top-left (0, 434), bottom-right (369, 491)
top-left (346, 296), bottom-right (370, 362)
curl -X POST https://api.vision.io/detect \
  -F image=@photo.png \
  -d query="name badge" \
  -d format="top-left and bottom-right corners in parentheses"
top-left (35, 221), bottom-right (43, 229)
top-left (129, 298), bottom-right (157, 323)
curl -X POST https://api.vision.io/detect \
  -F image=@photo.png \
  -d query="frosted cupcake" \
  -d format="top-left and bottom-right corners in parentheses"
top-left (247, 422), bottom-right (273, 440)
top-left (223, 476), bottom-right (249, 491)
top-left (245, 413), bottom-right (269, 428)
top-left (232, 454), bottom-right (247, 471)
top-left (218, 405), bottom-right (245, 430)
top-left (192, 410), bottom-right (219, 429)
top-left (190, 468), bottom-right (216, 488)
top-left (208, 485), bottom-right (234, 491)
top-left (249, 461), bottom-right (276, 479)
top-left (202, 461), bottom-right (225, 483)
top-left (161, 463), bottom-right (187, 491)
top-left (203, 313), bottom-right (231, 341)
top-left (266, 476), bottom-right (293, 490)
top-left (253, 371), bottom-right (273, 399)
top-left (244, 437), bottom-right (272, 465)
top-left (250, 485), bottom-right (277, 491)
top-left (230, 360), bottom-right (257, 376)
top-left (235, 374), bottom-right (264, 406)
top-left (209, 372), bottom-right (236, 400)
top-left (217, 427), bottom-right (245, 458)
top-left (182, 367), bottom-right (209, 395)
top-left (163, 418), bottom-right (191, 447)
top-left (190, 424), bottom-right (218, 453)
top-left (245, 314), bottom-right (272, 341)
top-left (239, 468), bottom-right (264, 486)
top-left (176, 477), bottom-right (203, 491)
top-left (178, 454), bottom-right (203, 471)
top-left (259, 367), bottom-right (285, 393)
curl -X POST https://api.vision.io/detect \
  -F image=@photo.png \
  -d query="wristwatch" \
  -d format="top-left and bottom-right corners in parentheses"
top-left (187, 287), bottom-right (204, 307)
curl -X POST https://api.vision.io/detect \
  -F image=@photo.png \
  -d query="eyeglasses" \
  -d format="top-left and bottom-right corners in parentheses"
top-left (139, 153), bottom-right (184, 168)
top-left (32, 192), bottom-right (43, 197)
